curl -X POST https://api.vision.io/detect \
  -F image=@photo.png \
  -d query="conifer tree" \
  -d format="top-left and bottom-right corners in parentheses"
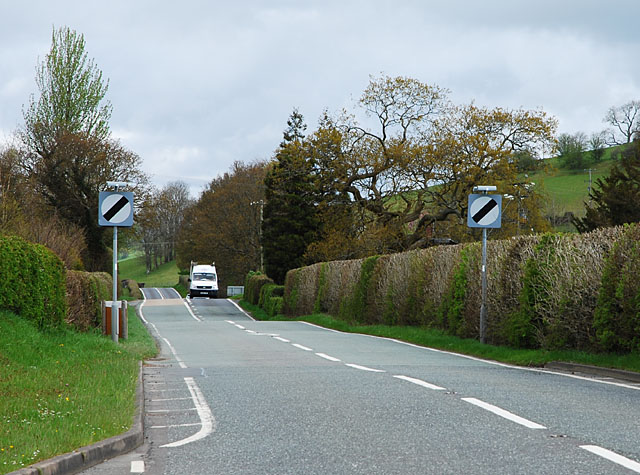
top-left (573, 140), bottom-right (640, 232)
top-left (262, 109), bottom-right (319, 284)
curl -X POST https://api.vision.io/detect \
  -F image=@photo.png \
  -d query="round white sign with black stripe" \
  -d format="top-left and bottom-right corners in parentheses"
top-left (467, 194), bottom-right (502, 228)
top-left (99, 191), bottom-right (134, 227)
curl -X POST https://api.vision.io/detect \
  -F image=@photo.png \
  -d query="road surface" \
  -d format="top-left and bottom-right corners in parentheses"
top-left (81, 288), bottom-right (640, 474)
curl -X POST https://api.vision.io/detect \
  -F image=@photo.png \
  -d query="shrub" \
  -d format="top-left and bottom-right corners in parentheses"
top-left (0, 235), bottom-right (67, 328)
top-left (259, 284), bottom-right (285, 317)
top-left (593, 224), bottom-right (640, 352)
top-left (66, 271), bottom-right (111, 330)
top-left (244, 271), bottom-right (275, 305)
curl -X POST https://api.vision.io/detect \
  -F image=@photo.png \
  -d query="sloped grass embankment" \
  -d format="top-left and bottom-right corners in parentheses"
top-left (0, 308), bottom-right (157, 473)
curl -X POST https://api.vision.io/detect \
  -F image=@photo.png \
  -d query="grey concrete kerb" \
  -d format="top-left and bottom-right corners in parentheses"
top-left (11, 362), bottom-right (144, 475)
top-left (545, 361), bottom-right (640, 384)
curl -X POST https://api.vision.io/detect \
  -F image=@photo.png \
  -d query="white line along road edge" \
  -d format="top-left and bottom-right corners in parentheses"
top-left (161, 377), bottom-right (215, 448)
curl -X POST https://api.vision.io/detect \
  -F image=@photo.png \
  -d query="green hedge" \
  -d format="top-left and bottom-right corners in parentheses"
top-left (244, 271), bottom-right (275, 305)
top-left (66, 271), bottom-right (112, 331)
top-left (284, 225), bottom-right (637, 352)
top-left (259, 284), bottom-right (285, 317)
top-left (0, 235), bottom-right (67, 329)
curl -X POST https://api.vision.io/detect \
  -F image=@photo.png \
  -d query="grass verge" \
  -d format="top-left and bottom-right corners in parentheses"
top-left (238, 301), bottom-right (640, 373)
top-left (119, 257), bottom-right (180, 288)
top-left (0, 307), bottom-right (157, 473)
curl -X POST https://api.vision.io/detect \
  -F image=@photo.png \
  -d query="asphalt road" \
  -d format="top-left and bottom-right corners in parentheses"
top-left (80, 289), bottom-right (640, 474)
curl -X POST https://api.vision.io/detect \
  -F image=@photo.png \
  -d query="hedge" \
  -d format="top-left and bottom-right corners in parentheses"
top-left (244, 271), bottom-right (275, 305)
top-left (0, 235), bottom-right (67, 329)
top-left (259, 284), bottom-right (285, 317)
top-left (284, 225), bottom-right (636, 352)
top-left (66, 271), bottom-right (112, 331)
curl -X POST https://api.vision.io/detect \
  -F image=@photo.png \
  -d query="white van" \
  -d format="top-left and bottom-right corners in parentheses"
top-left (188, 261), bottom-right (218, 298)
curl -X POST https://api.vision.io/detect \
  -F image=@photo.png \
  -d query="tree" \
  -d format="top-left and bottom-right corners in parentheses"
top-left (156, 182), bottom-right (192, 263)
top-left (573, 140), bottom-right (640, 232)
top-left (21, 27), bottom-right (111, 158)
top-left (589, 131), bottom-right (606, 163)
top-left (604, 100), bottom-right (640, 145)
top-left (176, 161), bottom-right (267, 289)
top-left (19, 27), bottom-right (147, 270)
top-left (557, 132), bottom-right (587, 169)
top-left (315, 76), bottom-right (557, 252)
top-left (262, 110), bottom-right (319, 284)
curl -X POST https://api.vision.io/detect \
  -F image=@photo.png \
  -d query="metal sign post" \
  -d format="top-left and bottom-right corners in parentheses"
top-left (99, 183), bottom-right (135, 343)
top-left (468, 186), bottom-right (502, 344)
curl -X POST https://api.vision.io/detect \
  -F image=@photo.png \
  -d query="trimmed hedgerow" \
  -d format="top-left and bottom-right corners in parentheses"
top-left (593, 224), bottom-right (640, 352)
top-left (244, 271), bottom-right (274, 306)
top-left (282, 224), bottom-right (640, 353)
top-left (258, 284), bottom-right (285, 317)
top-left (0, 235), bottom-right (67, 329)
top-left (66, 271), bottom-right (111, 331)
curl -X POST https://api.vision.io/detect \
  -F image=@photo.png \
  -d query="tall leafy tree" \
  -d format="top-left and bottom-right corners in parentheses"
top-left (262, 110), bottom-right (319, 284)
top-left (314, 76), bottom-right (556, 254)
top-left (19, 27), bottom-right (146, 270)
top-left (573, 140), bottom-right (640, 232)
top-left (176, 161), bottom-right (267, 288)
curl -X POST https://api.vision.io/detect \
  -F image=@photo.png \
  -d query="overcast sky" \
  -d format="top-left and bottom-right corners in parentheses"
top-left (1, 0), bottom-right (639, 196)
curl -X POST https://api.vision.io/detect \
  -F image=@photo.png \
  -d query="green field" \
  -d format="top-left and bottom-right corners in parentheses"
top-left (118, 256), bottom-right (180, 288)
top-left (530, 157), bottom-right (615, 217)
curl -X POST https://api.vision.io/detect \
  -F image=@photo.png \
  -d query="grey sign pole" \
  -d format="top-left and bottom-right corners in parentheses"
top-left (99, 182), bottom-right (135, 343)
top-left (480, 227), bottom-right (488, 343)
top-left (112, 217), bottom-right (119, 343)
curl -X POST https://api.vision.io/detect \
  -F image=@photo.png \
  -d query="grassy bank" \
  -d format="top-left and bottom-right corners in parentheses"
top-left (0, 308), bottom-right (157, 473)
top-left (119, 256), bottom-right (180, 288)
top-left (238, 301), bottom-right (640, 373)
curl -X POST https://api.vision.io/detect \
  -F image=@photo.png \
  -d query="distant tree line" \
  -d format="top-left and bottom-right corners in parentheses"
top-left (175, 88), bottom-right (640, 287)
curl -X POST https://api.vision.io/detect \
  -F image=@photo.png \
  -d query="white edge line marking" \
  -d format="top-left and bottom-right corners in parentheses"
top-left (235, 324), bottom-right (246, 330)
top-left (183, 300), bottom-right (203, 322)
top-left (297, 321), bottom-right (640, 391)
top-left (462, 397), bottom-right (546, 429)
top-left (580, 445), bottom-right (640, 473)
top-left (160, 377), bottom-right (215, 448)
top-left (393, 375), bottom-right (446, 390)
top-left (151, 423), bottom-right (201, 429)
top-left (227, 298), bottom-right (256, 321)
top-left (292, 343), bottom-right (313, 351)
top-left (316, 353), bottom-right (341, 362)
top-left (130, 460), bottom-right (145, 473)
top-left (274, 336), bottom-right (290, 343)
top-left (345, 363), bottom-right (386, 373)
top-left (162, 337), bottom-right (187, 369)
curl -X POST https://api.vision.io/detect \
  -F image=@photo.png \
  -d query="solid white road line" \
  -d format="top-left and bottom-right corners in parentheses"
top-left (161, 377), bottom-right (215, 448)
top-left (292, 343), bottom-right (313, 351)
top-left (580, 445), bottom-right (640, 473)
top-left (151, 397), bottom-right (192, 402)
top-left (130, 460), bottom-right (145, 473)
top-left (462, 397), bottom-right (546, 429)
top-left (183, 300), bottom-right (203, 322)
top-left (227, 298), bottom-right (256, 321)
top-left (345, 363), bottom-right (386, 373)
top-left (162, 337), bottom-right (187, 369)
top-left (393, 375), bottom-right (446, 390)
top-left (150, 422), bottom-right (202, 429)
top-left (298, 322), bottom-right (640, 391)
top-left (316, 353), bottom-right (341, 362)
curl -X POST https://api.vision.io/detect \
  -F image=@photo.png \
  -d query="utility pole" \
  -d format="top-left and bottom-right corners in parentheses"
top-left (251, 200), bottom-right (264, 273)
